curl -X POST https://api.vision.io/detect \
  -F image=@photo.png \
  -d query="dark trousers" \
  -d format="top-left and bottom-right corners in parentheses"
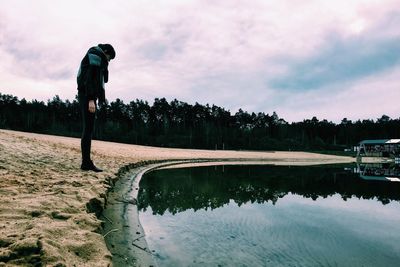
top-left (79, 93), bottom-right (95, 164)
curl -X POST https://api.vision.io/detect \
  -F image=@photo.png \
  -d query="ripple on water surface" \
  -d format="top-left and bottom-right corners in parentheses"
top-left (138, 165), bottom-right (400, 267)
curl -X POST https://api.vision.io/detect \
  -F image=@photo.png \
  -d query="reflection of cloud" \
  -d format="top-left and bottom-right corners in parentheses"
top-left (0, 0), bottom-right (399, 122)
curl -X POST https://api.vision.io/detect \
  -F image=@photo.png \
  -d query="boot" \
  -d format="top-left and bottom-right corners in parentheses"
top-left (81, 160), bottom-right (103, 172)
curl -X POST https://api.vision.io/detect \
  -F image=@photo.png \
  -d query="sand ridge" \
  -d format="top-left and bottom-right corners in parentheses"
top-left (0, 129), bottom-right (354, 266)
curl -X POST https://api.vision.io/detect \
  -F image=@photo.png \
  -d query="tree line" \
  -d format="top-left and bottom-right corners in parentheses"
top-left (1, 92), bottom-right (399, 151)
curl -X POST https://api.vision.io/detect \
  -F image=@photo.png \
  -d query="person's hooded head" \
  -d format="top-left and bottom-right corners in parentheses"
top-left (98, 44), bottom-right (116, 62)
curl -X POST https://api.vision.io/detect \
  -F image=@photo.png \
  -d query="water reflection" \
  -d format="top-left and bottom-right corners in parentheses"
top-left (355, 163), bottom-right (400, 182)
top-left (138, 164), bottom-right (400, 215)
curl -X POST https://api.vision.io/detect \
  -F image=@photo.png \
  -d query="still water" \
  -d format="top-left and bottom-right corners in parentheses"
top-left (137, 164), bottom-right (400, 267)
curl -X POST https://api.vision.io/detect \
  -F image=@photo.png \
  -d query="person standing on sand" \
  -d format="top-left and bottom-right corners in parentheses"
top-left (77, 44), bottom-right (115, 172)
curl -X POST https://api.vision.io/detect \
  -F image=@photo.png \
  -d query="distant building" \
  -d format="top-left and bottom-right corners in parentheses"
top-left (357, 139), bottom-right (400, 158)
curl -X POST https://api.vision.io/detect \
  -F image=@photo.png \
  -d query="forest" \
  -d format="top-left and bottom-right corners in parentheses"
top-left (1, 92), bottom-right (399, 151)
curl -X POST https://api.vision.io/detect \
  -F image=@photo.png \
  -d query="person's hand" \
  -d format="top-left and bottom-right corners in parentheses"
top-left (88, 100), bottom-right (96, 113)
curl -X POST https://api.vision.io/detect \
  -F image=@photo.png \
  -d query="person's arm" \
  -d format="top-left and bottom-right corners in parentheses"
top-left (98, 68), bottom-right (107, 104)
top-left (85, 53), bottom-right (102, 101)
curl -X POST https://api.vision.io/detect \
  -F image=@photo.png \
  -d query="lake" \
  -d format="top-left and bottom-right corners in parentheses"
top-left (137, 164), bottom-right (400, 267)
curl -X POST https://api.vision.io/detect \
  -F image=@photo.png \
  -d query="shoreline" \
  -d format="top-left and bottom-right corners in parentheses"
top-left (102, 160), bottom-right (189, 267)
top-left (0, 129), bottom-right (355, 266)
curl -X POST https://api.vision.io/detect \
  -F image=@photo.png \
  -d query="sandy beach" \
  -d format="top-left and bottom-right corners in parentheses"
top-left (0, 129), bottom-right (355, 266)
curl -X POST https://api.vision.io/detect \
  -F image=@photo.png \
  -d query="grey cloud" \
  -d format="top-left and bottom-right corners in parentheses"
top-left (269, 32), bottom-right (400, 91)
top-left (138, 42), bottom-right (168, 61)
top-left (1, 31), bottom-right (74, 81)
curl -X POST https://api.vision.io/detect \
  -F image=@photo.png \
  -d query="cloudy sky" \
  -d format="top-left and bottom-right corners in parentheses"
top-left (0, 0), bottom-right (399, 123)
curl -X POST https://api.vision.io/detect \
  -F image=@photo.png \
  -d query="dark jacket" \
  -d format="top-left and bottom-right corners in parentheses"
top-left (77, 46), bottom-right (109, 103)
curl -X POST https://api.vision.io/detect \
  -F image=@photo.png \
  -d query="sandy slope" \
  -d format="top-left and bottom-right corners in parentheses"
top-left (0, 129), bottom-right (354, 266)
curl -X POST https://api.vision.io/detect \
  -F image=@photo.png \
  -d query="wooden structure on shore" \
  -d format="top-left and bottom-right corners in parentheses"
top-left (357, 139), bottom-right (400, 158)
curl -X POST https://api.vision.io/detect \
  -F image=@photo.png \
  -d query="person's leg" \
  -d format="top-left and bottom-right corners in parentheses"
top-left (79, 93), bottom-right (103, 172)
top-left (79, 94), bottom-right (95, 166)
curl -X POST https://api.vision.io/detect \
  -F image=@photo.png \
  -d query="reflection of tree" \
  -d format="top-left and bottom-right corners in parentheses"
top-left (137, 165), bottom-right (400, 215)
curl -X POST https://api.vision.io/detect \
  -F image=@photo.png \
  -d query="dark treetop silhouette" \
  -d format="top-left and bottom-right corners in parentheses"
top-left (1, 93), bottom-right (399, 151)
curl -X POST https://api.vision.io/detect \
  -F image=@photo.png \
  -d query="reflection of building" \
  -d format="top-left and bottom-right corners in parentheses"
top-left (357, 139), bottom-right (400, 158)
top-left (353, 163), bottom-right (400, 182)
